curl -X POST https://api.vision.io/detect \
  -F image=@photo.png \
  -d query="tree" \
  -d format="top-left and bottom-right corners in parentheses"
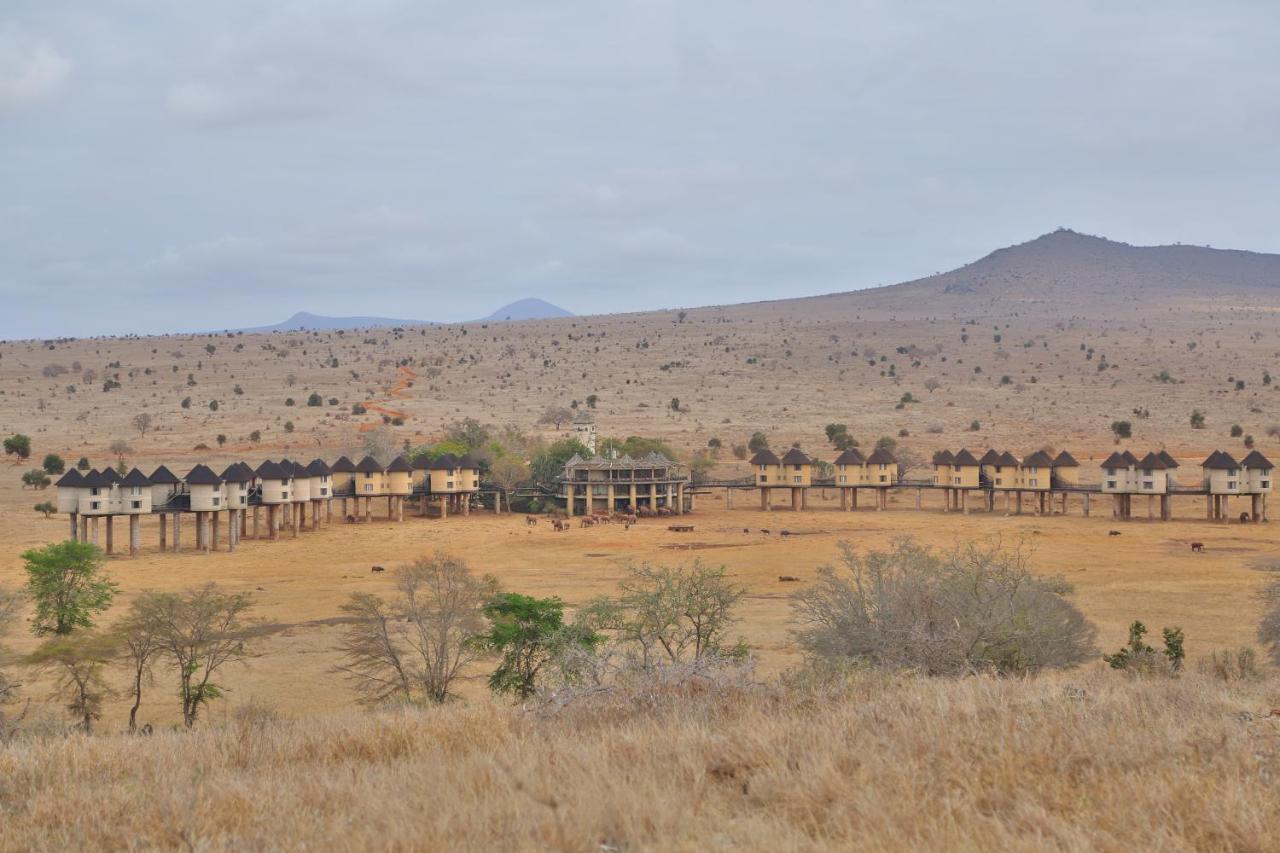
top-left (76, 457), bottom-right (90, 470)
top-left (216, 434), bottom-right (227, 447)
top-left (585, 394), bottom-right (598, 409)
top-left (22, 541), bottom-right (118, 636)
top-left (1230, 424), bottom-right (1244, 438)
top-left (41, 454), bottom-right (65, 475)
top-left (791, 538), bottom-right (1097, 676)
top-left (0, 586), bottom-right (24, 738)
top-left (108, 439), bottom-right (133, 465)
top-left (4, 434), bottom-right (31, 460)
top-left (337, 553), bottom-right (496, 705)
top-left (307, 393), bottom-right (323, 407)
top-left (21, 470), bottom-right (51, 489)
top-left (444, 417), bottom-right (492, 451)
top-left (112, 594), bottom-right (167, 732)
top-left (131, 413), bottom-right (153, 437)
top-left (585, 562), bottom-right (745, 669)
top-left (670, 397), bottom-right (681, 412)
top-left (529, 437), bottom-right (591, 487)
top-left (1110, 420), bottom-right (1132, 442)
top-left (1190, 410), bottom-right (1206, 429)
top-left (26, 633), bottom-right (114, 733)
top-left (147, 583), bottom-right (254, 727)
top-left (488, 457), bottom-right (528, 510)
top-left (1104, 621), bottom-right (1185, 675)
top-left (748, 432), bottom-right (770, 453)
top-left (924, 378), bottom-right (943, 393)
top-left (537, 406), bottom-right (574, 430)
top-left (478, 593), bottom-right (599, 699)
top-left (34, 502), bottom-right (56, 518)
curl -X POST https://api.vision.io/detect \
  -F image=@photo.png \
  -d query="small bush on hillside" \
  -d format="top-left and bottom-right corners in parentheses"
top-left (791, 538), bottom-right (1097, 676)
top-left (1197, 647), bottom-right (1260, 683)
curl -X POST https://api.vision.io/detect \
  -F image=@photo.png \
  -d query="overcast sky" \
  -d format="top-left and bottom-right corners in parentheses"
top-left (2, 1), bottom-right (1278, 339)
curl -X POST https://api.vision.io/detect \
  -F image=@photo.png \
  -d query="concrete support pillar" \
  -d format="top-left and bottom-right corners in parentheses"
top-left (69, 512), bottom-right (79, 542)
top-left (440, 496), bottom-right (448, 519)
top-left (80, 515), bottom-right (89, 543)
top-left (760, 488), bottom-right (769, 511)
top-left (241, 509), bottom-right (248, 538)
top-left (961, 490), bottom-right (969, 514)
top-left (313, 501), bottom-right (321, 529)
top-left (252, 506), bottom-right (260, 539)
top-left (227, 510), bottom-right (237, 552)
top-left (341, 497), bottom-right (348, 520)
top-left (129, 514), bottom-right (140, 556)
top-left (105, 516), bottom-right (114, 556)
top-left (1223, 495), bottom-right (1230, 523)
top-left (364, 498), bottom-right (371, 523)
top-left (159, 513), bottom-right (167, 551)
top-left (397, 497), bottom-right (405, 522)
top-left (212, 511), bottom-right (221, 551)
top-left (1147, 494), bottom-right (1154, 520)
top-left (268, 505), bottom-right (278, 540)
top-left (172, 513), bottom-right (182, 552)
top-left (91, 516), bottom-right (99, 546)
top-left (463, 493), bottom-right (471, 516)
top-left (1083, 493), bottom-right (1090, 517)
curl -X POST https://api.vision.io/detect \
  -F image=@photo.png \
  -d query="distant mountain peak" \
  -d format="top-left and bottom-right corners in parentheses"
top-left (228, 298), bottom-right (573, 334)
top-left (481, 298), bottom-right (573, 322)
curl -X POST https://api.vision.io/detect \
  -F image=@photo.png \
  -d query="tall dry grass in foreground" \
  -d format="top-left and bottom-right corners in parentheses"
top-left (1, 668), bottom-right (1279, 851)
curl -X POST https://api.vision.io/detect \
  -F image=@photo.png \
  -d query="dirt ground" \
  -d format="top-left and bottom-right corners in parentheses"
top-left (2, 478), bottom-right (1274, 728)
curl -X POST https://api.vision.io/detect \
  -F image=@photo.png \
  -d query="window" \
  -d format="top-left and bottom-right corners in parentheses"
top-left (759, 475), bottom-right (768, 483)
top-left (953, 477), bottom-right (961, 485)
top-left (364, 483), bottom-right (373, 493)
top-left (1142, 480), bottom-right (1153, 489)
top-left (793, 476), bottom-right (801, 484)
top-left (91, 487), bottom-right (100, 496)
top-left (131, 486), bottom-right (141, 496)
top-left (131, 500), bottom-right (141, 509)
top-left (1106, 480), bottom-right (1116, 489)
top-left (838, 475), bottom-right (847, 484)
top-left (1262, 480), bottom-right (1271, 489)
top-left (1029, 478), bottom-right (1038, 487)
top-left (995, 478), bottom-right (1003, 486)
top-left (447, 481), bottom-right (454, 489)
top-left (1228, 481), bottom-right (1237, 490)
top-left (91, 501), bottom-right (100, 510)
top-left (212, 496), bottom-right (220, 506)
top-left (759, 465), bottom-right (767, 472)
top-left (1106, 468), bottom-right (1115, 476)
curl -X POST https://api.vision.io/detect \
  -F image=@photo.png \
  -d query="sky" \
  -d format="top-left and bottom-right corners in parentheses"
top-left (2, 1), bottom-right (1279, 339)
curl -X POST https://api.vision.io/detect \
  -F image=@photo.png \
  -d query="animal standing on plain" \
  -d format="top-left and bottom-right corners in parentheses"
top-left (1190, 542), bottom-right (1205, 553)
top-left (371, 565), bottom-right (385, 573)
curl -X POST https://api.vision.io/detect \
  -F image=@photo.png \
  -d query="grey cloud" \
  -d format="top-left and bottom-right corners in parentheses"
top-left (2, 0), bottom-right (1279, 337)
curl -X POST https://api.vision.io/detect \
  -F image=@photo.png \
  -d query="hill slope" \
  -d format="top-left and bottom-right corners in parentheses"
top-left (237, 298), bottom-right (574, 333)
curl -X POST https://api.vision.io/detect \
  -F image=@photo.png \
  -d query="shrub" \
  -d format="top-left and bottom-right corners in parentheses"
top-left (307, 393), bottom-right (323, 407)
top-left (1190, 410), bottom-right (1206, 429)
top-left (42, 454), bottom-right (65, 475)
top-left (1104, 621), bottom-right (1184, 675)
top-left (1230, 424), bottom-right (1244, 438)
top-left (3, 434), bottom-right (31, 460)
top-left (1197, 647), bottom-right (1260, 682)
top-left (968, 420), bottom-right (981, 431)
top-left (21, 470), bottom-right (51, 489)
top-left (791, 539), bottom-right (1097, 676)
top-left (1110, 420), bottom-right (1132, 441)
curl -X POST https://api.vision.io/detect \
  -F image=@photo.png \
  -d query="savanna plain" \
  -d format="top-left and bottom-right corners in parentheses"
top-left (3, 231), bottom-right (1280, 850)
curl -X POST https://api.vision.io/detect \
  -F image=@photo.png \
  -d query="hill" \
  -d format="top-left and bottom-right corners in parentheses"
top-left (235, 298), bottom-right (574, 333)
top-left (752, 228), bottom-right (1280, 321)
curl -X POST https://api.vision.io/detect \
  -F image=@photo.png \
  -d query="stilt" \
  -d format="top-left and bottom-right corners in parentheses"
top-left (269, 505), bottom-right (279, 540)
top-left (915, 488), bottom-right (922, 509)
top-left (129, 514), bottom-right (140, 556)
top-left (840, 488), bottom-right (848, 511)
top-left (851, 488), bottom-right (858, 510)
top-left (241, 509), bottom-right (248, 538)
top-left (961, 490), bottom-right (968, 514)
top-left (172, 513), bottom-right (181, 552)
top-left (341, 497), bottom-right (349, 520)
top-left (1083, 493), bottom-right (1090, 517)
top-left (212, 511), bottom-right (221, 551)
top-left (70, 512), bottom-right (79, 542)
top-left (253, 506), bottom-right (261, 539)
top-left (105, 516), bottom-right (114, 556)
top-left (313, 501), bottom-right (321, 529)
top-left (760, 489), bottom-right (769, 511)
top-left (80, 514), bottom-right (89, 543)
top-left (159, 513), bottom-right (167, 551)
top-left (91, 516), bottom-right (99, 546)
top-left (228, 510), bottom-right (237, 552)
top-left (364, 498), bottom-right (372, 523)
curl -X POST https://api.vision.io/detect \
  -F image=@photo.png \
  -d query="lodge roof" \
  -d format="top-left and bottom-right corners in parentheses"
top-left (1137, 452), bottom-right (1167, 470)
top-left (355, 456), bottom-right (384, 473)
top-left (330, 456), bottom-right (357, 473)
top-left (1202, 450), bottom-right (1239, 470)
top-left (102, 467), bottom-right (123, 484)
top-left (781, 448), bottom-right (811, 465)
top-left (255, 460), bottom-right (288, 480)
top-left (1022, 450), bottom-right (1054, 467)
top-left (411, 454), bottom-right (432, 470)
top-left (932, 450), bottom-right (955, 465)
top-left (457, 453), bottom-right (479, 470)
top-left (1101, 452), bottom-right (1129, 468)
top-left (1242, 450), bottom-right (1274, 469)
top-left (306, 458), bottom-right (331, 476)
top-left (386, 455), bottom-right (413, 473)
top-left (1053, 451), bottom-right (1079, 467)
top-left (1120, 450), bottom-right (1139, 466)
top-left (82, 469), bottom-right (112, 487)
top-left (55, 469), bottom-right (84, 487)
top-left (978, 449), bottom-right (1001, 465)
top-left (149, 464), bottom-right (182, 484)
top-left (221, 463), bottom-right (254, 483)
top-left (834, 448), bottom-right (865, 466)
top-left (430, 453), bottom-right (459, 470)
top-left (121, 467), bottom-right (151, 486)
top-left (952, 449), bottom-right (980, 466)
top-left (998, 451), bottom-right (1021, 467)
top-left (185, 464), bottom-right (223, 486)
top-left (750, 449), bottom-right (781, 466)
top-left (866, 447), bottom-right (897, 465)
top-left (1156, 450), bottom-right (1179, 468)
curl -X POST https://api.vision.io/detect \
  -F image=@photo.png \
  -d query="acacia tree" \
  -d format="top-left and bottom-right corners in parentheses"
top-left (131, 413), bottom-right (153, 437)
top-left (147, 584), bottom-right (255, 727)
top-left (27, 633), bottom-right (114, 733)
top-left (22, 541), bottom-right (118, 636)
top-left (0, 586), bottom-right (24, 739)
top-left (537, 406), bottom-right (573, 430)
top-left (487, 457), bottom-right (528, 512)
top-left (3, 434), bottom-right (31, 461)
top-left (113, 595), bottom-right (166, 732)
top-left (337, 553), bottom-right (496, 704)
top-left (584, 561), bottom-right (745, 669)
top-left (478, 594), bottom-right (599, 699)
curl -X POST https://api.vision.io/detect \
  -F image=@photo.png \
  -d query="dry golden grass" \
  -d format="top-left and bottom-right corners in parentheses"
top-left (2, 668), bottom-right (1279, 851)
